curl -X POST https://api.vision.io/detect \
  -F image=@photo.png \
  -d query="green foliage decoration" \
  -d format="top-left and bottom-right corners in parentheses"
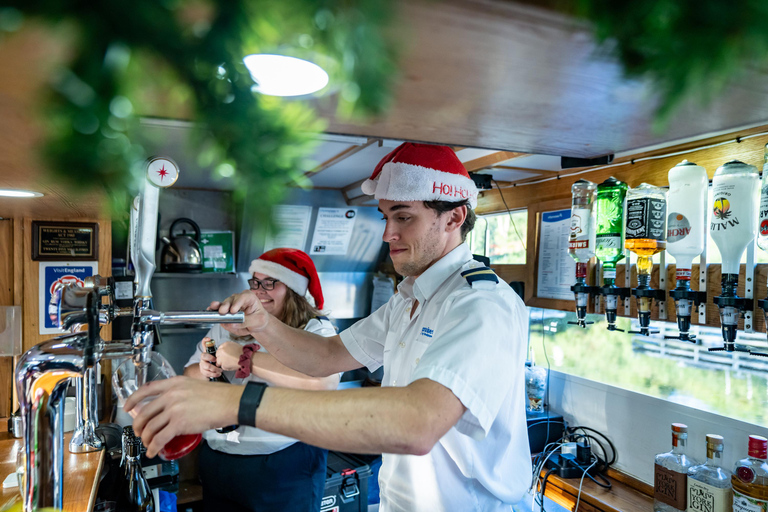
top-left (0, 0), bottom-right (398, 220)
top-left (572, 0), bottom-right (768, 125)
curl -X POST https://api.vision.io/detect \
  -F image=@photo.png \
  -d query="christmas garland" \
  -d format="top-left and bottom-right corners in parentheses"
top-left (573, 0), bottom-right (768, 125)
top-left (0, 0), bottom-right (398, 219)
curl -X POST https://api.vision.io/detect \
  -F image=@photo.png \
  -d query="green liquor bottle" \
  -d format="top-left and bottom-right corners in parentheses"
top-left (595, 177), bottom-right (629, 330)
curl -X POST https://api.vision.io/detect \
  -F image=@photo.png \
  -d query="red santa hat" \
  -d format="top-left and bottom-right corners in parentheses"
top-left (361, 142), bottom-right (478, 208)
top-left (248, 248), bottom-right (324, 309)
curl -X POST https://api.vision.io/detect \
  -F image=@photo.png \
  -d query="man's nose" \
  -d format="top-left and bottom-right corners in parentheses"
top-left (382, 221), bottom-right (399, 242)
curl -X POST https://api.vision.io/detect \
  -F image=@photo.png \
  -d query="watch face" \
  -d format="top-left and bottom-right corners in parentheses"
top-left (737, 466), bottom-right (755, 483)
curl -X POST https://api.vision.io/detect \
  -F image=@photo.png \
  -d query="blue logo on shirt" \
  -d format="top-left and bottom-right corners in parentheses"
top-left (421, 327), bottom-right (434, 338)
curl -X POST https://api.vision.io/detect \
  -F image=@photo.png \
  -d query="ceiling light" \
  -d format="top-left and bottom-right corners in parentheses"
top-left (243, 54), bottom-right (329, 97)
top-left (0, 189), bottom-right (43, 198)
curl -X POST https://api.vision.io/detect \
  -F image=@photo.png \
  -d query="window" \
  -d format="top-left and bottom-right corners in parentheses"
top-left (469, 210), bottom-right (527, 264)
top-left (528, 308), bottom-right (768, 427)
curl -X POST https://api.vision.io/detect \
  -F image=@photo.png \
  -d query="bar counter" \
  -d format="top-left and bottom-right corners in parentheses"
top-left (0, 432), bottom-right (104, 511)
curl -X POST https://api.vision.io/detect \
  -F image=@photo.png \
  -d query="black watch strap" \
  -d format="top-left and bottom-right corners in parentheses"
top-left (238, 382), bottom-right (268, 427)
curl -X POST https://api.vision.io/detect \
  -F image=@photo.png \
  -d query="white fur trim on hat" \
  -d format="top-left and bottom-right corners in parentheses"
top-left (248, 259), bottom-right (309, 296)
top-left (363, 162), bottom-right (478, 208)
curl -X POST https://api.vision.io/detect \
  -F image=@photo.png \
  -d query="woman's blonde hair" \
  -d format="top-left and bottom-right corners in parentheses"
top-left (278, 287), bottom-right (322, 329)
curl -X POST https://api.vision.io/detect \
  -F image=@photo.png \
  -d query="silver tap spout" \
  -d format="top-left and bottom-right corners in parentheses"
top-left (69, 366), bottom-right (102, 453)
top-left (139, 310), bottom-right (245, 325)
top-left (16, 333), bottom-right (87, 511)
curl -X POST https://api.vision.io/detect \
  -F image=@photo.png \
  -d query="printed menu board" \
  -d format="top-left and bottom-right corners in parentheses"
top-left (536, 209), bottom-right (576, 301)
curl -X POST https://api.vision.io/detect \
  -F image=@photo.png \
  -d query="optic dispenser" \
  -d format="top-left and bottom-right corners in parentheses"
top-left (595, 177), bottom-right (630, 331)
top-left (568, 179), bottom-right (598, 327)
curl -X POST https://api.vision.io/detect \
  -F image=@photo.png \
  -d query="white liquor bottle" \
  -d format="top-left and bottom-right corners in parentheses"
top-left (654, 423), bottom-right (698, 512)
top-left (687, 434), bottom-right (732, 512)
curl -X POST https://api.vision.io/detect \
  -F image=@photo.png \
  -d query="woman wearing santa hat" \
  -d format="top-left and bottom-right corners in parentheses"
top-left (183, 247), bottom-right (338, 512)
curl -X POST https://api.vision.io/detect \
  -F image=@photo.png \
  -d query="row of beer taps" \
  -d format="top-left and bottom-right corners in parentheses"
top-left (14, 158), bottom-right (244, 511)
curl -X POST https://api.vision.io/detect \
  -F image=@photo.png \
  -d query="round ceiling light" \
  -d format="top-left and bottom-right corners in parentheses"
top-left (243, 54), bottom-right (329, 97)
top-left (0, 189), bottom-right (43, 198)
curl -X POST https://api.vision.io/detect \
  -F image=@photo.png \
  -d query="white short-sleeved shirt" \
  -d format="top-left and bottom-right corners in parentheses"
top-left (186, 317), bottom-right (337, 455)
top-left (340, 243), bottom-right (531, 512)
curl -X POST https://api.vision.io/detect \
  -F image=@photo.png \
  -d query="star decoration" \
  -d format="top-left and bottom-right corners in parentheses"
top-left (157, 165), bottom-right (169, 181)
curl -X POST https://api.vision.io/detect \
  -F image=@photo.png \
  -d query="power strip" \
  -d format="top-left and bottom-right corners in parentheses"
top-left (544, 452), bottom-right (599, 479)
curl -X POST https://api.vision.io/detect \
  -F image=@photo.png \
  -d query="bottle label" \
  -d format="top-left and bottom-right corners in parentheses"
top-left (570, 208), bottom-right (593, 250)
top-left (626, 197), bottom-right (667, 240)
top-left (760, 186), bottom-right (768, 236)
top-left (667, 212), bottom-right (692, 243)
top-left (688, 478), bottom-right (732, 512)
top-left (596, 234), bottom-right (621, 250)
top-left (654, 463), bottom-right (687, 510)
top-left (676, 268), bottom-right (692, 280)
top-left (603, 268), bottom-right (617, 280)
top-left (733, 489), bottom-right (768, 512)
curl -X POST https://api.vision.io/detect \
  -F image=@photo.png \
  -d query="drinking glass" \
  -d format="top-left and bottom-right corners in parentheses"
top-left (113, 352), bottom-right (201, 460)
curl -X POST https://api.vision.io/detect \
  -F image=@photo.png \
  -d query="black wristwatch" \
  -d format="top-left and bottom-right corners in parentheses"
top-left (238, 382), bottom-right (268, 427)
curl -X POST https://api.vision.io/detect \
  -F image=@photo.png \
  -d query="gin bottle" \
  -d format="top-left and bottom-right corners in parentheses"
top-left (687, 434), bottom-right (732, 512)
top-left (732, 435), bottom-right (768, 512)
top-left (595, 177), bottom-right (629, 282)
top-left (654, 423), bottom-right (698, 512)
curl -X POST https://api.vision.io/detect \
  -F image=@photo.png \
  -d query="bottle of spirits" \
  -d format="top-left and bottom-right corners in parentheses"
top-left (654, 423), bottom-right (698, 512)
top-left (710, 160), bottom-right (760, 350)
top-left (568, 179), bottom-right (598, 326)
top-left (687, 434), bottom-right (732, 512)
top-left (732, 435), bottom-right (768, 512)
top-left (667, 160), bottom-right (708, 341)
top-left (758, 144), bottom-right (768, 252)
top-left (596, 177), bottom-right (629, 279)
top-left (117, 432), bottom-right (155, 512)
top-left (203, 339), bottom-right (239, 434)
top-left (595, 177), bottom-right (629, 331)
top-left (625, 182), bottom-right (667, 335)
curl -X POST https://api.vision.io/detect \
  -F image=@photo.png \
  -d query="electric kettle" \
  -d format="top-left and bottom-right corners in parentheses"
top-left (160, 218), bottom-right (203, 272)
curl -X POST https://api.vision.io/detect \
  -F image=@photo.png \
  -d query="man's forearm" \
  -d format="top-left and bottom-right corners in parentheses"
top-left (248, 379), bottom-right (465, 455)
top-left (183, 364), bottom-right (206, 380)
top-left (255, 319), bottom-right (361, 377)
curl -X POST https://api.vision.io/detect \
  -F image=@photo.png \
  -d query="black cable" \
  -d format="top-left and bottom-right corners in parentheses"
top-left (569, 426), bottom-right (617, 466)
top-left (539, 468), bottom-right (556, 512)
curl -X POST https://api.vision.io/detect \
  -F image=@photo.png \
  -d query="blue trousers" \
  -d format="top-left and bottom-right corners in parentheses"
top-left (199, 440), bottom-right (327, 512)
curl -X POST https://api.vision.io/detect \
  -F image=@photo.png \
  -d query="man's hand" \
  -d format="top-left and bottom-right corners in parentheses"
top-left (124, 376), bottom-right (244, 458)
top-left (209, 291), bottom-right (270, 336)
top-left (215, 341), bottom-right (249, 372)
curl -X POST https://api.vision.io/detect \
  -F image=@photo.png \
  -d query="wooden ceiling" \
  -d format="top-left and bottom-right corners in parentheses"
top-left (4, 0), bottom-right (768, 220)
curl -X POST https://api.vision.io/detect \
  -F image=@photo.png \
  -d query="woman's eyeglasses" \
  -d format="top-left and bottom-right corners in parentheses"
top-left (248, 278), bottom-right (280, 291)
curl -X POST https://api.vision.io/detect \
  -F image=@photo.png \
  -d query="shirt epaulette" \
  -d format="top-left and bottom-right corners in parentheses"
top-left (460, 266), bottom-right (498, 286)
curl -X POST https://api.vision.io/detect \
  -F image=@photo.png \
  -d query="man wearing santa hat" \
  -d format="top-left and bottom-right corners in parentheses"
top-left (126, 142), bottom-right (531, 511)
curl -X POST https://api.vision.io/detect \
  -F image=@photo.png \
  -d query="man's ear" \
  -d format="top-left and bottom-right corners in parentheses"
top-left (445, 205), bottom-right (467, 233)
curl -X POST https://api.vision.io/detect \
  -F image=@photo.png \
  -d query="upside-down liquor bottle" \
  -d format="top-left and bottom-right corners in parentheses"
top-left (687, 434), bottom-right (732, 512)
top-left (625, 183), bottom-right (667, 335)
top-left (568, 179), bottom-right (598, 327)
top-left (595, 177), bottom-right (629, 330)
top-left (654, 423), bottom-right (698, 512)
top-left (667, 160), bottom-right (708, 341)
top-left (732, 435), bottom-right (768, 512)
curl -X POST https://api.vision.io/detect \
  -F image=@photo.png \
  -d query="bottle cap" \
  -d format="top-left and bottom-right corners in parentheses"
top-left (671, 423), bottom-right (688, 433)
top-left (204, 339), bottom-right (216, 349)
top-left (706, 434), bottom-right (724, 452)
top-left (675, 160), bottom-right (698, 167)
top-left (748, 435), bottom-right (768, 459)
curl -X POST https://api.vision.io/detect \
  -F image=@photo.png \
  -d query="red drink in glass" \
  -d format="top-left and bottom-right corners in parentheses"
top-left (159, 433), bottom-right (202, 461)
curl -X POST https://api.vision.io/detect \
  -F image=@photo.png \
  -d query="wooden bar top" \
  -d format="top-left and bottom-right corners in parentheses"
top-left (0, 432), bottom-right (104, 512)
top-left (540, 468), bottom-right (654, 512)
